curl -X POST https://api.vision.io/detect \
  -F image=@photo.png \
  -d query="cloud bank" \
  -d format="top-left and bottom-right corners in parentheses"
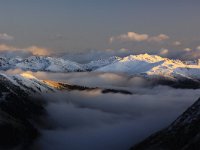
top-left (0, 44), bottom-right (49, 57)
top-left (173, 41), bottom-right (181, 46)
top-left (159, 48), bottom-right (169, 56)
top-left (110, 32), bottom-right (149, 43)
top-left (2, 71), bottom-right (199, 150)
top-left (32, 75), bottom-right (200, 150)
top-left (0, 33), bottom-right (14, 41)
top-left (110, 32), bottom-right (169, 43)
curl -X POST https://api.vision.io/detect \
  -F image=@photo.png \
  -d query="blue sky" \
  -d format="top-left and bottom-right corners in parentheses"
top-left (0, 0), bottom-right (200, 59)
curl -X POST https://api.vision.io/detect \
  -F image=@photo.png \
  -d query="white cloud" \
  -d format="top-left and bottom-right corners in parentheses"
top-left (0, 44), bottom-right (49, 56)
top-left (0, 44), bottom-right (16, 51)
top-left (0, 33), bottom-right (14, 41)
top-left (196, 46), bottom-right (200, 51)
top-left (148, 34), bottom-right (169, 42)
top-left (119, 48), bottom-right (129, 52)
top-left (173, 41), bottom-right (181, 46)
top-left (184, 48), bottom-right (192, 52)
top-left (26, 46), bottom-right (49, 55)
top-left (159, 48), bottom-right (169, 55)
top-left (110, 32), bottom-right (169, 43)
top-left (110, 32), bottom-right (149, 43)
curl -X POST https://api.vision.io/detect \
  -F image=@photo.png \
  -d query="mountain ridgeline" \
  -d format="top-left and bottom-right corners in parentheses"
top-left (0, 53), bottom-right (200, 149)
top-left (1, 54), bottom-right (200, 83)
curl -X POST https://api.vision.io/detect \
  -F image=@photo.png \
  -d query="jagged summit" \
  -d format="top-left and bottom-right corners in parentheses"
top-left (83, 56), bottom-right (121, 71)
top-left (96, 54), bottom-right (200, 80)
top-left (0, 53), bottom-right (200, 82)
top-left (122, 53), bottom-right (165, 63)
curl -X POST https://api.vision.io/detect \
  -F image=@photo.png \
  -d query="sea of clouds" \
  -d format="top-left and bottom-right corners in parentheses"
top-left (20, 72), bottom-right (200, 150)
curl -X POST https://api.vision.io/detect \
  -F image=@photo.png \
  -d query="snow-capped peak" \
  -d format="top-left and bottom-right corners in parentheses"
top-left (95, 53), bottom-right (200, 80)
top-left (83, 56), bottom-right (121, 71)
top-left (0, 53), bottom-right (200, 81)
top-left (0, 73), bottom-right (55, 94)
top-left (122, 53), bottom-right (165, 63)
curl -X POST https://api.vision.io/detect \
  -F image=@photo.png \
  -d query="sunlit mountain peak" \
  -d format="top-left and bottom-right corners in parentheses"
top-left (20, 72), bottom-right (37, 79)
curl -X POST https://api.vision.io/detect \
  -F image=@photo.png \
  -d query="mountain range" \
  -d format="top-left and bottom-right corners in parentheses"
top-left (0, 53), bottom-right (200, 149)
top-left (1, 54), bottom-right (200, 82)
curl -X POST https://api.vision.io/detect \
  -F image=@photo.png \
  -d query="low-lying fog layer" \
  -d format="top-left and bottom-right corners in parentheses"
top-left (2, 70), bottom-right (200, 150)
top-left (4, 69), bottom-right (149, 89)
top-left (33, 87), bottom-right (200, 150)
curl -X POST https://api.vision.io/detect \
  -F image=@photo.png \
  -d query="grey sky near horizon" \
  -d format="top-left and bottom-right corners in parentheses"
top-left (0, 0), bottom-right (200, 57)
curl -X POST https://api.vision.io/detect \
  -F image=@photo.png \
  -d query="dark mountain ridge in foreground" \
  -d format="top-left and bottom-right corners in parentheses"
top-left (0, 74), bottom-right (46, 149)
top-left (131, 97), bottom-right (200, 150)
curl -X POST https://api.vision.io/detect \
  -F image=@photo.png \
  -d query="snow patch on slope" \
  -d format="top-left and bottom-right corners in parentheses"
top-left (0, 72), bottom-right (54, 94)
